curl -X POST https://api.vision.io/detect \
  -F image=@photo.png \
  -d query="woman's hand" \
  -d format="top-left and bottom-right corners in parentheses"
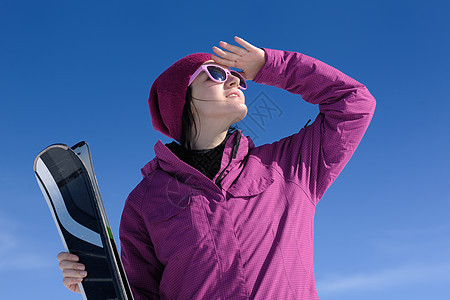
top-left (211, 36), bottom-right (265, 81)
top-left (57, 252), bottom-right (87, 293)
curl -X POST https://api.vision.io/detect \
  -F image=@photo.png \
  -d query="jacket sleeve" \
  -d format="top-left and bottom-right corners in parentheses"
top-left (252, 48), bottom-right (376, 205)
top-left (119, 184), bottom-right (164, 299)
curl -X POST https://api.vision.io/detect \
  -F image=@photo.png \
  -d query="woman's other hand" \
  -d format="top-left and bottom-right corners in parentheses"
top-left (211, 36), bottom-right (266, 81)
top-left (57, 252), bottom-right (87, 294)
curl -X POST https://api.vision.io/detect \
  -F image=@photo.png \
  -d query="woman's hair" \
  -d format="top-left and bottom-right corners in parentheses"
top-left (180, 86), bottom-right (237, 149)
top-left (180, 86), bottom-right (198, 149)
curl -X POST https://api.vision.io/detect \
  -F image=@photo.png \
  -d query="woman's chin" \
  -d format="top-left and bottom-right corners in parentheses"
top-left (233, 107), bottom-right (248, 124)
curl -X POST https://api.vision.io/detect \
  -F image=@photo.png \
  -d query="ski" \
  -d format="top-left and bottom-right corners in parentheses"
top-left (34, 142), bottom-right (134, 300)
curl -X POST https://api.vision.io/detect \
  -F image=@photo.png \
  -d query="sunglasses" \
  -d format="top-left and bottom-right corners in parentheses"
top-left (188, 64), bottom-right (247, 90)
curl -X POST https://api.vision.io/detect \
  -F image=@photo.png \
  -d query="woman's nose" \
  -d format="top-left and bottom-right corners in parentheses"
top-left (225, 73), bottom-right (240, 88)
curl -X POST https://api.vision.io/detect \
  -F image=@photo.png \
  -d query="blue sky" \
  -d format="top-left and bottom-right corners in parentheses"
top-left (1, 0), bottom-right (449, 299)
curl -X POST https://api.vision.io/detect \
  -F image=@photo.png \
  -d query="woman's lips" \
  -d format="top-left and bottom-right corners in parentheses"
top-left (226, 90), bottom-right (241, 99)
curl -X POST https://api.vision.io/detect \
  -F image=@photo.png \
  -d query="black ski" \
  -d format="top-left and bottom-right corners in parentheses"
top-left (34, 142), bottom-right (134, 300)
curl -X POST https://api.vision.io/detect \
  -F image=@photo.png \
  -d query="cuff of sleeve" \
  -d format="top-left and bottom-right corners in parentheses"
top-left (252, 48), bottom-right (283, 86)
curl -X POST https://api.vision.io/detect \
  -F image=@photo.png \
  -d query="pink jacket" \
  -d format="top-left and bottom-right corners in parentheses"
top-left (119, 48), bottom-right (376, 299)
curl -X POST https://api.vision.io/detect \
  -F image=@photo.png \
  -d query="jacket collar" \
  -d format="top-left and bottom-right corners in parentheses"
top-left (141, 130), bottom-right (254, 191)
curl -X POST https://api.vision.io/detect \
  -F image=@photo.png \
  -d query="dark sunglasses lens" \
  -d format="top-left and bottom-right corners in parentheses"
top-left (207, 66), bottom-right (226, 82)
top-left (231, 71), bottom-right (247, 89)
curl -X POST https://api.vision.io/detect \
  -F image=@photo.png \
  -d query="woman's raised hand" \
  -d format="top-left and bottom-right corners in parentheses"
top-left (57, 252), bottom-right (87, 293)
top-left (211, 36), bottom-right (266, 81)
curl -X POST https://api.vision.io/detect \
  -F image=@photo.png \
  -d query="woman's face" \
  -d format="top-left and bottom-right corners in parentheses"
top-left (189, 60), bottom-right (248, 127)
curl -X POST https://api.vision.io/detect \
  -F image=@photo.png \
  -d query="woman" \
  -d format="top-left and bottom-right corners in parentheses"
top-left (57, 36), bottom-right (376, 299)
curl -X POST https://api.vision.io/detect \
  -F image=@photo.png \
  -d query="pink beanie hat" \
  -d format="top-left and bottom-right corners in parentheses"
top-left (148, 52), bottom-right (212, 142)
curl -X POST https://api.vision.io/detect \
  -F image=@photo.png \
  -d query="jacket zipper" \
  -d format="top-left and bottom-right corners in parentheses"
top-left (215, 131), bottom-right (241, 189)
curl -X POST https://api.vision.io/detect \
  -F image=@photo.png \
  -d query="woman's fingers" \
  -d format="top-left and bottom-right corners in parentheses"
top-left (218, 40), bottom-right (249, 56)
top-left (62, 267), bottom-right (87, 278)
top-left (217, 37), bottom-right (258, 58)
top-left (234, 36), bottom-right (258, 51)
top-left (210, 53), bottom-right (237, 68)
top-left (57, 251), bottom-right (86, 294)
top-left (59, 260), bottom-right (86, 272)
top-left (63, 276), bottom-right (83, 286)
top-left (57, 252), bottom-right (79, 263)
top-left (58, 253), bottom-right (79, 271)
top-left (212, 36), bottom-right (265, 80)
top-left (212, 38), bottom-right (252, 68)
top-left (212, 46), bottom-right (240, 64)
top-left (62, 277), bottom-right (83, 293)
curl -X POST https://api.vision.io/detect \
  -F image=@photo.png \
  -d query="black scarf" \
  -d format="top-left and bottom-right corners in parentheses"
top-left (165, 132), bottom-right (233, 180)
